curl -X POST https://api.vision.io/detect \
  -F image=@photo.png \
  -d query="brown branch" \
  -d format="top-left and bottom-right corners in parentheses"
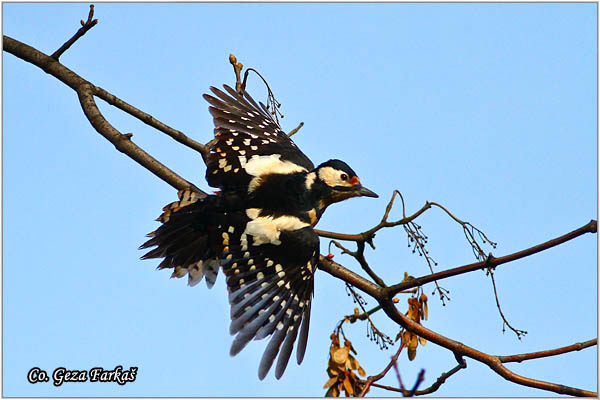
top-left (287, 121), bottom-right (304, 137)
top-left (498, 339), bottom-right (597, 363)
top-left (378, 300), bottom-right (597, 397)
top-left (385, 219), bottom-right (598, 297)
top-left (318, 253), bottom-right (597, 396)
top-left (4, 35), bottom-right (206, 195)
top-left (316, 191), bottom-right (432, 242)
top-left (51, 4), bottom-right (98, 60)
top-left (77, 84), bottom-right (202, 192)
top-left (92, 86), bottom-right (209, 159)
top-left (318, 255), bottom-right (384, 299)
top-left (330, 240), bottom-right (387, 287)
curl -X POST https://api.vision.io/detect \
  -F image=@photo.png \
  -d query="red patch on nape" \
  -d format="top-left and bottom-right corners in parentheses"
top-left (349, 176), bottom-right (360, 185)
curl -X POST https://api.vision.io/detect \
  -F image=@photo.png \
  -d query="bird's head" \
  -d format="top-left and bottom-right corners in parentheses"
top-left (307, 159), bottom-right (378, 210)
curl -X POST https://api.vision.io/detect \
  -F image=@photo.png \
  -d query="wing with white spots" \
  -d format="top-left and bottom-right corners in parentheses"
top-left (203, 85), bottom-right (314, 191)
top-left (221, 215), bottom-right (318, 380)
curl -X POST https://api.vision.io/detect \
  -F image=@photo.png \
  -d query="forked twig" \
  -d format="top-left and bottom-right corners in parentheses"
top-left (51, 4), bottom-right (98, 60)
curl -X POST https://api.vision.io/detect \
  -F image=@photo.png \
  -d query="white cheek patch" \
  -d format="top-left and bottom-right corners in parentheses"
top-left (245, 154), bottom-right (308, 193)
top-left (243, 209), bottom-right (309, 246)
top-left (318, 166), bottom-right (351, 187)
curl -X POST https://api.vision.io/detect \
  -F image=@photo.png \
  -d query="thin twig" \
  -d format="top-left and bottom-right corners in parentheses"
top-left (345, 284), bottom-right (393, 350)
top-left (488, 268), bottom-right (527, 339)
top-left (370, 362), bottom-right (465, 396)
top-left (51, 4), bottom-right (98, 60)
top-left (229, 54), bottom-right (244, 94)
top-left (287, 121), bottom-right (304, 137)
top-left (331, 240), bottom-right (387, 287)
top-left (358, 344), bottom-right (404, 396)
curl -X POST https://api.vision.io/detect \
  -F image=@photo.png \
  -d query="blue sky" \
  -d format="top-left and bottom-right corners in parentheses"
top-left (3, 2), bottom-right (597, 397)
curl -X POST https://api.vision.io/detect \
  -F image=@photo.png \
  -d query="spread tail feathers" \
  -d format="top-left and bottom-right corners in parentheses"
top-left (140, 189), bottom-right (221, 288)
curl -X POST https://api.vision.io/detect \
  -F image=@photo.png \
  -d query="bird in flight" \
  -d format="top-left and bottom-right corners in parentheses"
top-left (140, 84), bottom-right (378, 380)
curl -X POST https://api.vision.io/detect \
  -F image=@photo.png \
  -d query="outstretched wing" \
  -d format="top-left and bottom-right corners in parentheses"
top-left (220, 209), bottom-right (318, 380)
top-left (203, 85), bottom-right (314, 191)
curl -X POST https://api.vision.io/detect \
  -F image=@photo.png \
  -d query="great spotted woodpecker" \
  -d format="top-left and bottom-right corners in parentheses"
top-left (140, 84), bottom-right (378, 380)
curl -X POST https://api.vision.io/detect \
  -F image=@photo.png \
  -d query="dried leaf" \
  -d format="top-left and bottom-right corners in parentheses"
top-left (358, 366), bottom-right (366, 377)
top-left (343, 376), bottom-right (354, 396)
top-left (323, 377), bottom-right (338, 389)
top-left (419, 292), bottom-right (428, 320)
top-left (332, 384), bottom-right (339, 397)
top-left (326, 384), bottom-right (340, 398)
top-left (333, 347), bottom-right (349, 364)
top-left (407, 297), bottom-right (420, 322)
top-left (408, 334), bottom-right (418, 361)
top-left (408, 347), bottom-right (417, 361)
top-left (345, 355), bottom-right (359, 370)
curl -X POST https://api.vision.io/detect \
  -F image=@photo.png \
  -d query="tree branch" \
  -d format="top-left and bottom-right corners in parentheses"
top-left (51, 4), bottom-right (98, 60)
top-left (498, 339), bottom-right (597, 363)
top-left (4, 35), bottom-right (206, 194)
top-left (378, 299), bottom-right (597, 397)
top-left (77, 84), bottom-right (202, 192)
top-left (385, 219), bottom-right (598, 297)
top-left (92, 86), bottom-right (209, 159)
top-left (6, 25), bottom-right (596, 397)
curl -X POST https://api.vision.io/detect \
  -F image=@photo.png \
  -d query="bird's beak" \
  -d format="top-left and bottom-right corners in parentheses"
top-left (356, 186), bottom-right (378, 198)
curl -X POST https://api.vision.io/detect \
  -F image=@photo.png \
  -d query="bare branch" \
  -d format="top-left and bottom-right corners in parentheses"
top-left (378, 299), bottom-right (597, 397)
top-left (77, 84), bottom-right (202, 193)
top-left (318, 253), bottom-right (597, 396)
top-left (498, 339), bottom-right (597, 363)
top-left (316, 191), bottom-right (432, 242)
top-left (4, 35), bottom-right (204, 194)
top-left (51, 4), bottom-right (98, 60)
top-left (92, 86), bottom-right (209, 159)
top-left (385, 219), bottom-right (598, 297)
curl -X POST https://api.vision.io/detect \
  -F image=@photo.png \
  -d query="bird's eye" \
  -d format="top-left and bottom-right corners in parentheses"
top-left (340, 173), bottom-right (348, 181)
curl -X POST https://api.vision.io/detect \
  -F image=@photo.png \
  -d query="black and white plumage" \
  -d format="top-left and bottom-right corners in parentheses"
top-left (140, 84), bottom-right (378, 380)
